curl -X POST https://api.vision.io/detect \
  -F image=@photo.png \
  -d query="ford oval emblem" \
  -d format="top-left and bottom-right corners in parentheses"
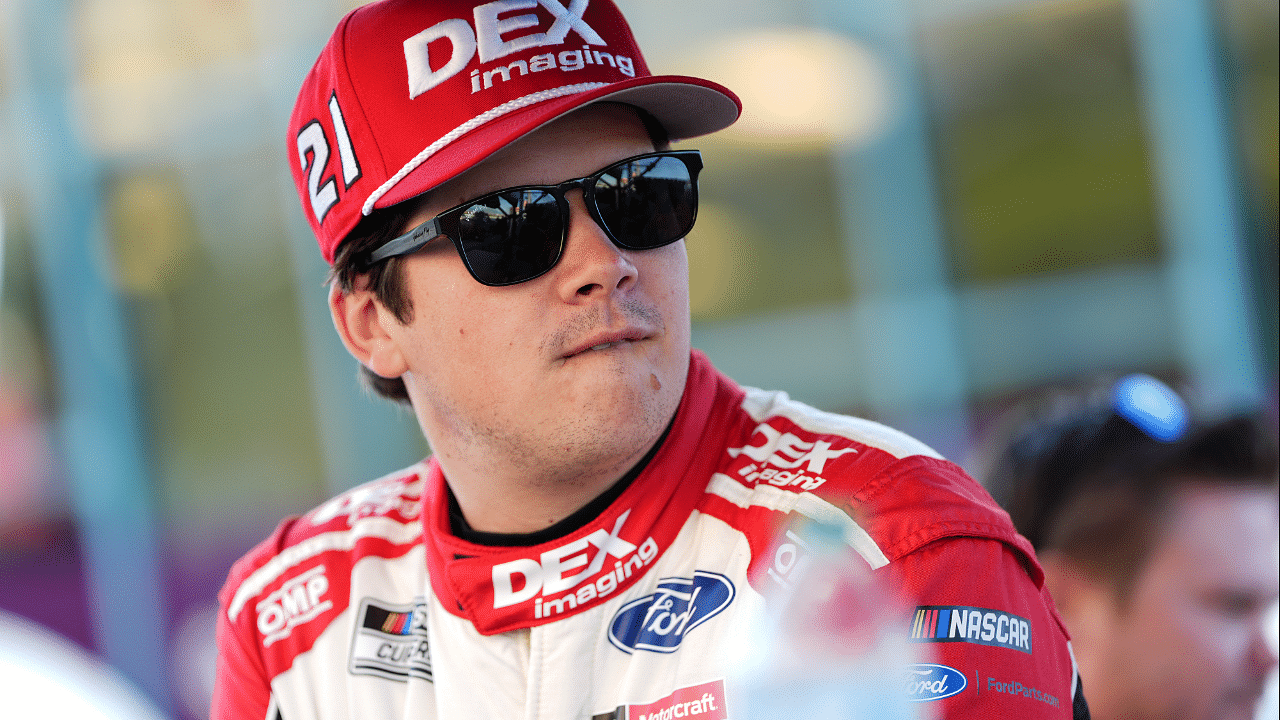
top-left (608, 571), bottom-right (735, 654)
top-left (906, 663), bottom-right (967, 702)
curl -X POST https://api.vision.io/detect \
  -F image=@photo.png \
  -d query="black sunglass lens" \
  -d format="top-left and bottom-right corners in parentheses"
top-left (595, 155), bottom-right (696, 249)
top-left (456, 190), bottom-right (563, 285)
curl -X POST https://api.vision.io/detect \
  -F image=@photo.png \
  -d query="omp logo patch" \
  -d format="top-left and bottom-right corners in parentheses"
top-left (907, 664), bottom-right (967, 702)
top-left (349, 598), bottom-right (432, 683)
top-left (591, 679), bottom-right (728, 720)
top-left (608, 572), bottom-right (734, 654)
top-left (910, 605), bottom-right (1032, 654)
top-left (256, 565), bottom-right (332, 647)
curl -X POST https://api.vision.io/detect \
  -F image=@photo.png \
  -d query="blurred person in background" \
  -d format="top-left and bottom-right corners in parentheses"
top-left (213, 1), bottom-right (1086, 718)
top-left (983, 374), bottom-right (1279, 720)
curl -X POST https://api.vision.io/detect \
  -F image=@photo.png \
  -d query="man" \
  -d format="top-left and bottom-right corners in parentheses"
top-left (983, 374), bottom-right (1279, 720)
top-left (214, 1), bottom-right (1087, 718)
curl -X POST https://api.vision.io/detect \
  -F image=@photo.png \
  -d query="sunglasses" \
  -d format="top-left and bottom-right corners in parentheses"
top-left (365, 150), bottom-right (703, 286)
top-left (1108, 374), bottom-right (1189, 442)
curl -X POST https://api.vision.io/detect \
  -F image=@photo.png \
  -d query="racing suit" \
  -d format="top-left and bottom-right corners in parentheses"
top-left (214, 351), bottom-right (1088, 719)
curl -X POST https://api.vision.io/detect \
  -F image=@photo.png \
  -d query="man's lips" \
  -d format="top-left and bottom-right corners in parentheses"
top-left (562, 328), bottom-right (649, 359)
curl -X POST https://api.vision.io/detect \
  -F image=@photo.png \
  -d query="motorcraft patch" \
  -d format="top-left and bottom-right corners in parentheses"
top-left (608, 572), bottom-right (734, 654)
top-left (349, 598), bottom-right (432, 682)
top-left (591, 679), bottom-right (728, 720)
top-left (910, 605), bottom-right (1032, 654)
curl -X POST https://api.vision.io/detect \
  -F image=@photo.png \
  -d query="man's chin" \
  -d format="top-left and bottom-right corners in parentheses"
top-left (567, 356), bottom-right (672, 398)
top-left (570, 378), bottom-right (673, 434)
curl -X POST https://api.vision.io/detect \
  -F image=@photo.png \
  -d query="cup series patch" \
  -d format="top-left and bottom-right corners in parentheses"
top-left (349, 598), bottom-right (433, 682)
top-left (910, 605), bottom-right (1032, 654)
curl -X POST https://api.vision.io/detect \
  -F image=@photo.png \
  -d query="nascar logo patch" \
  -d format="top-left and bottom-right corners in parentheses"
top-left (349, 598), bottom-right (433, 682)
top-left (909, 605), bottom-right (1031, 654)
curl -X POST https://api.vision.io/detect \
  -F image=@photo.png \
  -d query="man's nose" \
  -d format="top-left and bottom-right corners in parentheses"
top-left (552, 191), bottom-right (638, 301)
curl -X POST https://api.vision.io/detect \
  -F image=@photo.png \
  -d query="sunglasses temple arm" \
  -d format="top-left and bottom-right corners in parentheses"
top-left (369, 218), bottom-right (442, 263)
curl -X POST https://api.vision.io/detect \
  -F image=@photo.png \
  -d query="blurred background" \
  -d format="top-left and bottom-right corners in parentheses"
top-left (0, 0), bottom-right (1275, 717)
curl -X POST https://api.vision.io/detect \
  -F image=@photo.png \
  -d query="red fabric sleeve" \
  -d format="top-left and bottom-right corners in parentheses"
top-left (884, 536), bottom-right (1078, 718)
top-left (211, 520), bottom-right (298, 720)
top-left (212, 597), bottom-right (274, 720)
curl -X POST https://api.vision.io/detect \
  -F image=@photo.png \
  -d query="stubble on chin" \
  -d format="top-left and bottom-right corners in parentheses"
top-left (423, 307), bottom-right (685, 490)
top-left (507, 298), bottom-right (682, 482)
top-left (477, 362), bottom-right (677, 490)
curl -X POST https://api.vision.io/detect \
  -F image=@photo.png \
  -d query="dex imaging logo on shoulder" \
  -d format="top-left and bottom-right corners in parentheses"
top-left (727, 421), bottom-right (857, 493)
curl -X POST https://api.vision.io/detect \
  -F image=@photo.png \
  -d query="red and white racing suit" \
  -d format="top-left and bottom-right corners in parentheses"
top-left (214, 351), bottom-right (1088, 719)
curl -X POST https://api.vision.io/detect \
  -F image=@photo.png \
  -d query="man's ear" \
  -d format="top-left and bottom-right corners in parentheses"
top-left (328, 283), bottom-right (409, 380)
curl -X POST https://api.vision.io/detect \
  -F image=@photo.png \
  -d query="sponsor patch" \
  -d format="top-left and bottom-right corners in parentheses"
top-left (492, 509), bottom-right (659, 618)
top-left (608, 572), bottom-right (735, 654)
top-left (311, 476), bottom-right (423, 526)
top-left (907, 663), bottom-right (967, 702)
top-left (256, 565), bottom-right (332, 647)
top-left (987, 677), bottom-right (1061, 708)
top-left (349, 598), bottom-right (432, 682)
top-left (404, 0), bottom-right (637, 99)
top-left (727, 421), bottom-right (859, 493)
top-left (591, 679), bottom-right (728, 720)
top-left (909, 605), bottom-right (1032, 654)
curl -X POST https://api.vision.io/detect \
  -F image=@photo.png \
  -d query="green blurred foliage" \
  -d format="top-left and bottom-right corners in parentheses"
top-left (924, 1), bottom-right (1162, 282)
top-left (1219, 0), bottom-right (1279, 373)
top-left (102, 168), bottom-right (327, 530)
top-left (688, 139), bottom-right (852, 320)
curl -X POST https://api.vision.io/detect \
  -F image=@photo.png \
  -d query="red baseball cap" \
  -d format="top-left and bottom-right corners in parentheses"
top-left (289, 0), bottom-right (741, 263)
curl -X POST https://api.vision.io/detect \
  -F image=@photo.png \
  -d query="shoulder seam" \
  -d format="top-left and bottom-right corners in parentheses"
top-left (706, 473), bottom-right (889, 568)
top-left (226, 516), bottom-right (421, 622)
top-left (739, 386), bottom-right (943, 460)
top-left (884, 520), bottom-right (1024, 562)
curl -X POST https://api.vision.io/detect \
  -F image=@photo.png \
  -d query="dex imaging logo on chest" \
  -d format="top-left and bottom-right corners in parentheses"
top-left (608, 572), bottom-right (735, 654)
top-left (491, 509), bottom-right (659, 616)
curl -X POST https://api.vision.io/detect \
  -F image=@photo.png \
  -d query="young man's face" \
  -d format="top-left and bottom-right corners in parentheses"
top-left (1086, 483), bottom-right (1279, 720)
top-left (375, 104), bottom-right (691, 484)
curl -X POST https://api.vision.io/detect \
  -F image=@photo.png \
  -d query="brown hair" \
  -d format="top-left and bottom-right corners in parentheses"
top-left (985, 400), bottom-right (1278, 601)
top-left (326, 103), bottom-right (671, 403)
top-left (328, 201), bottom-right (420, 403)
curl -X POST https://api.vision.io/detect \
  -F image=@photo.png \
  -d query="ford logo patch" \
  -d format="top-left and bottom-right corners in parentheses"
top-left (608, 571), bottom-right (734, 654)
top-left (907, 663), bottom-right (967, 702)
